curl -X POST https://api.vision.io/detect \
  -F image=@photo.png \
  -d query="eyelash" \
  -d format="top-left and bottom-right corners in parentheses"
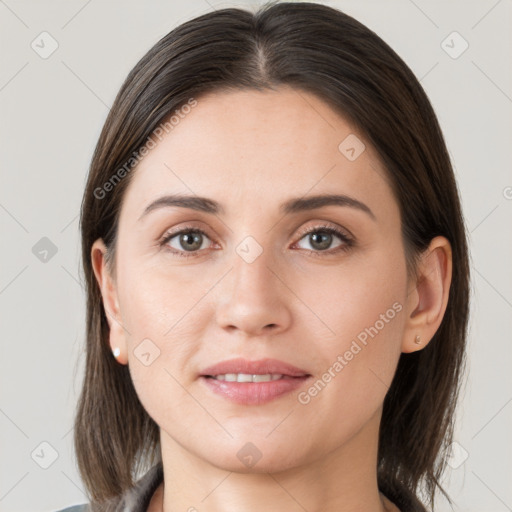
top-left (158, 224), bottom-right (354, 259)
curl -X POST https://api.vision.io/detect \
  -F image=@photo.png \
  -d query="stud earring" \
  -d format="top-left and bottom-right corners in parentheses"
top-left (113, 346), bottom-right (121, 358)
top-left (414, 335), bottom-right (421, 345)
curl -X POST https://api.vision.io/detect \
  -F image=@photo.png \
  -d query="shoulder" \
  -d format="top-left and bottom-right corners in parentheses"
top-left (54, 505), bottom-right (89, 512)
top-left (55, 462), bottom-right (163, 512)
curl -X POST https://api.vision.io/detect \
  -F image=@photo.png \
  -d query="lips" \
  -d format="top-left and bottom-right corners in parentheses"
top-left (199, 357), bottom-right (310, 378)
top-left (199, 357), bottom-right (312, 405)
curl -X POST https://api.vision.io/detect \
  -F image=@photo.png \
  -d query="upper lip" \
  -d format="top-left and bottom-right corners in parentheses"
top-left (200, 358), bottom-right (310, 377)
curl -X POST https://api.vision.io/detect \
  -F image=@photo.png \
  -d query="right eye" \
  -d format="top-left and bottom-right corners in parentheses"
top-left (160, 228), bottom-right (214, 258)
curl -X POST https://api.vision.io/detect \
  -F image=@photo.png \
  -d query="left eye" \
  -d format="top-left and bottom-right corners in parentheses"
top-left (295, 227), bottom-right (351, 253)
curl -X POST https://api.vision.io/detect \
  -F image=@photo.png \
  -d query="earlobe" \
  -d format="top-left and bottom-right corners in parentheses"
top-left (90, 239), bottom-right (128, 365)
top-left (401, 236), bottom-right (453, 353)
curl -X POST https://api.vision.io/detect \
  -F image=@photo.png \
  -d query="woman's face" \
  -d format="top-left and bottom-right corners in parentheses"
top-left (95, 86), bottom-right (412, 472)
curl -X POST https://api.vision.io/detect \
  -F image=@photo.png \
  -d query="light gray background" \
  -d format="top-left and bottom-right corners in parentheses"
top-left (1, 1), bottom-right (511, 511)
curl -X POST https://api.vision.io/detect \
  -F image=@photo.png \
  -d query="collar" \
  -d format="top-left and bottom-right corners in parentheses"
top-left (117, 461), bottom-right (163, 512)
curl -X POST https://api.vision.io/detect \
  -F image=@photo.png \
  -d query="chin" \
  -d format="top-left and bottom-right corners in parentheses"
top-left (199, 441), bottom-right (310, 475)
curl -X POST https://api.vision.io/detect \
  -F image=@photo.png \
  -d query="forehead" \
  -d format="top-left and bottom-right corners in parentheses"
top-left (120, 86), bottom-right (396, 221)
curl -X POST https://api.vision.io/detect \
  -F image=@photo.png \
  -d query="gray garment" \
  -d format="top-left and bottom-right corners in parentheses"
top-left (55, 507), bottom-right (88, 512)
top-left (55, 462), bottom-right (163, 512)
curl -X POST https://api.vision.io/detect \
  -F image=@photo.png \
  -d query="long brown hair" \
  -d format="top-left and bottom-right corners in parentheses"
top-left (76, 2), bottom-right (470, 510)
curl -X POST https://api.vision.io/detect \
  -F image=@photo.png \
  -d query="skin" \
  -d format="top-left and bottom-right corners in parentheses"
top-left (92, 86), bottom-right (452, 512)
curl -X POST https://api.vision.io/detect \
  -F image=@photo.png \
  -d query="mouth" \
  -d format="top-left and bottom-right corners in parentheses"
top-left (199, 358), bottom-right (312, 405)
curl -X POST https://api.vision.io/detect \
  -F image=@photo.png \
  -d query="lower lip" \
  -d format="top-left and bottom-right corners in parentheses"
top-left (200, 375), bottom-right (312, 405)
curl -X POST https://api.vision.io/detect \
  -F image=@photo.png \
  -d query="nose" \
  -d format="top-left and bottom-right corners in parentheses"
top-left (215, 245), bottom-right (292, 337)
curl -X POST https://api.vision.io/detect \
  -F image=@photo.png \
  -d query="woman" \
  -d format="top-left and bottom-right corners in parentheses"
top-left (58, 2), bottom-right (470, 511)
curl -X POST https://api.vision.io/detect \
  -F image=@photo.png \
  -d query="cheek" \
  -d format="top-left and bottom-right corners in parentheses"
top-left (118, 268), bottom-right (212, 412)
top-left (118, 264), bottom-right (210, 339)
top-left (296, 248), bottom-right (406, 341)
top-left (295, 251), bottom-right (406, 409)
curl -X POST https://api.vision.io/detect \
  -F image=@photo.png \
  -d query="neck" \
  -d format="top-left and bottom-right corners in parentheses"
top-left (154, 407), bottom-right (396, 512)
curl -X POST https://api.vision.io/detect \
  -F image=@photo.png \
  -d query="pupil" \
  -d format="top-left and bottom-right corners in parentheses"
top-left (181, 232), bottom-right (201, 251)
top-left (311, 231), bottom-right (331, 250)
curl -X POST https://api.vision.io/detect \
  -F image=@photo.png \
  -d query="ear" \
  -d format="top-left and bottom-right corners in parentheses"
top-left (402, 236), bottom-right (453, 353)
top-left (91, 238), bottom-right (128, 365)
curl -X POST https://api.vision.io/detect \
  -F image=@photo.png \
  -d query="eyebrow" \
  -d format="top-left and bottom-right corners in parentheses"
top-left (138, 193), bottom-right (376, 221)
